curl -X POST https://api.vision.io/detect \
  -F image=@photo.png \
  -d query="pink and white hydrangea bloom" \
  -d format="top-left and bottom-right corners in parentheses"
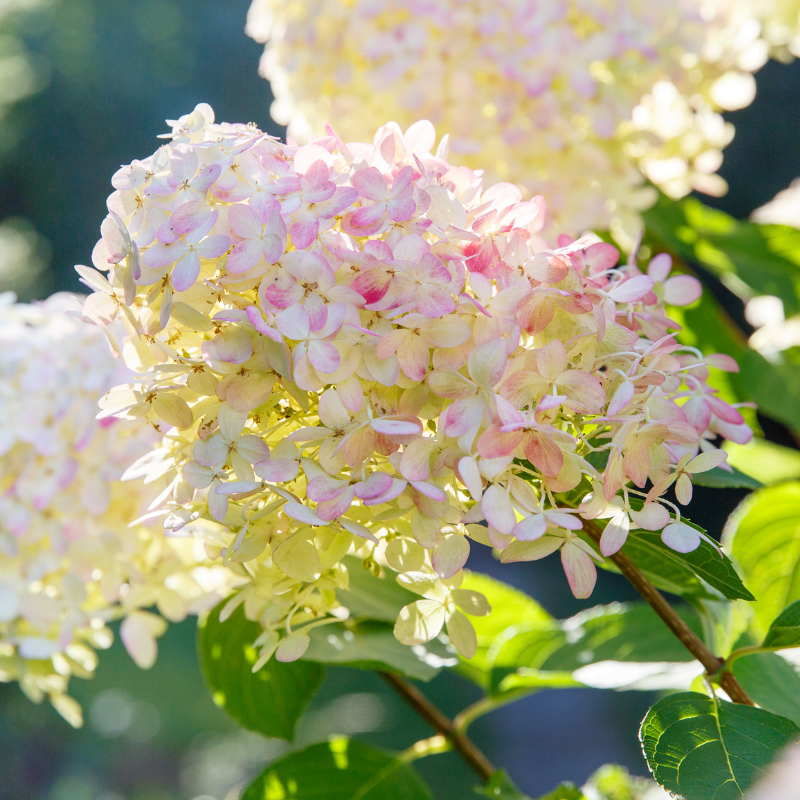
top-left (77, 105), bottom-right (749, 666)
top-left (0, 293), bottom-right (234, 724)
top-left (244, 0), bottom-right (787, 242)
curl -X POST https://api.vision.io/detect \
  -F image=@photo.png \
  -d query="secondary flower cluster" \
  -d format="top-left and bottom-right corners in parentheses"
top-left (79, 105), bottom-right (750, 666)
top-left (245, 0), bottom-right (769, 241)
top-left (0, 293), bottom-right (229, 725)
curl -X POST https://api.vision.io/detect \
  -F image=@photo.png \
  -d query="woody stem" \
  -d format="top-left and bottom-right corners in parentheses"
top-left (581, 519), bottom-right (753, 705)
top-left (379, 671), bottom-right (498, 781)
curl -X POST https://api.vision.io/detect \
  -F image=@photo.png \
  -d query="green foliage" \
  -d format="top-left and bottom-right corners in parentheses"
top-left (612, 529), bottom-right (754, 601)
top-left (763, 599), bottom-right (800, 649)
top-left (539, 602), bottom-right (700, 670)
top-left (644, 194), bottom-right (800, 314)
top-left (733, 652), bottom-right (800, 727)
top-left (198, 598), bottom-right (324, 741)
top-left (690, 466), bottom-right (762, 490)
top-left (303, 621), bottom-right (454, 681)
top-left (460, 571), bottom-right (555, 680)
top-left (640, 691), bottom-right (800, 800)
top-left (725, 439), bottom-right (800, 486)
top-left (335, 557), bottom-right (418, 622)
top-left (241, 737), bottom-right (432, 800)
top-left (474, 771), bottom-right (533, 799)
top-left (583, 764), bottom-right (656, 800)
top-left (725, 482), bottom-right (800, 632)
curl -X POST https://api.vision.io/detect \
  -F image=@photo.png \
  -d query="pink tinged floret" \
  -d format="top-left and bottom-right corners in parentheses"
top-left (599, 510), bottom-right (630, 556)
top-left (647, 253), bottom-right (673, 283)
top-left (629, 502), bottom-right (670, 531)
top-left (481, 484), bottom-right (516, 535)
top-left (607, 275), bottom-right (655, 303)
top-left (663, 275), bottom-right (702, 306)
top-left (561, 542), bottom-right (597, 599)
top-left (661, 521), bottom-right (701, 553)
top-left (431, 535), bottom-right (470, 579)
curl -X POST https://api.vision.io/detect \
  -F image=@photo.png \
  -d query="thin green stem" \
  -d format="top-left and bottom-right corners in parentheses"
top-left (399, 734), bottom-right (451, 764)
top-left (453, 688), bottom-right (535, 734)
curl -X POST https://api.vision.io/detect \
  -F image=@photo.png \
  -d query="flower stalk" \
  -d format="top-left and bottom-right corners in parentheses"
top-left (581, 519), bottom-right (754, 705)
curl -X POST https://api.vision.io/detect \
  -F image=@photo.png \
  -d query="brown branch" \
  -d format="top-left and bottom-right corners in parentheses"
top-left (379, 671), bottom-right (497, 781)
top-left (582, 519), bottom-right (754, 705)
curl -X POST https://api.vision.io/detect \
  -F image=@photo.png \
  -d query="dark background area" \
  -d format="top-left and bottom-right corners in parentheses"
top-left (0, 1), bottom-right (798, 798)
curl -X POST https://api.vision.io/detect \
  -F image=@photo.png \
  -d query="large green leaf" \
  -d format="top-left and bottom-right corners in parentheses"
top-left (491, 602), bottom-right (701, 695)
top-left (725, 482), bottom-right (800, 633)
top-left (335, 557), bottom-right (418, 623)
top-left (302, 621), bottom-right (454, 681)
top-left (614, 530), bottom-right (754, 601)
top-left (640, 691), bottom-right (799, 800)
top-left (198, 599), bottom-right (324, 741)
top-left (725, 439), bottom-right (800, 486)
top-left (241, 737), bottom-right (432, 800)
top-left (460, 572), bottom-right (555, 678)
top-left (763, 599), bottom-right (800, 649)
top-left (540, 602), bottom-right (701, 671)
top-left (644, 194), bottom-right (800, 314)
top-left (733, 652), bottom-right (800, 727)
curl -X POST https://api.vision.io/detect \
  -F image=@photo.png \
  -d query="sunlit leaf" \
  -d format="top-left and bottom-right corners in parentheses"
top-left (725, 482), bottom-right (800, 633)
top-left (242, 737), bottom-right (432, 800)
top-left (640, 691), bottom-right (799, 800)
top-left (198, 598), bottom-right (324, 741)
top-left (733, 652), bottom-right (800, 727)
top-left (335, 557), bottom-right (418, 622)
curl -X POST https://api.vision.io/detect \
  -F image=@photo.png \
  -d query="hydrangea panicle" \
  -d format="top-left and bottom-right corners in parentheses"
top-left (0, 292), bottom-right (232, 724)
top-left (77, 105), bottom-right (751, 668)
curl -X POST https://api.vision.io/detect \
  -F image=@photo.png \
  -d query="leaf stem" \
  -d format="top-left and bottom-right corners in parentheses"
top-left (379, 671), bottom-right (497, 781)
top-left (581, 519), bottom-right (754, 705)
top-left (453, 688), bottom-right (534, 734)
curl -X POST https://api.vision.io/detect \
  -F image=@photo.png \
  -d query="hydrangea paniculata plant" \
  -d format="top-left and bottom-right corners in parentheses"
top-left (78, 104), bottom-right (752, 668)
top-left (244, 0), bottom-right (773, 241)
top-left (0, 293), bottom-right (231, 724)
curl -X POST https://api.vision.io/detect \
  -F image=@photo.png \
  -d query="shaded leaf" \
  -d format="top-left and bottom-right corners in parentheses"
top-left (763, 600), bottom-right (800, 649)
top-left (733, 652), bottom-right (800, 727)
top-left (640, 691), bottom-right (799, 800)
top-left (725, 482), bottom-right (800, 633)
top-left (198, 598), bottom-right (324, 741)
top-left (620, 530), bottom-right (754, 602)
top-left (302, 621), bottom-right (455, 682)
top-left (336, 557), bottom-right (418, 623)
top-left (242, 737), bottom-right (432, 800)
top-left (691, 466), bottom-right (762, 490)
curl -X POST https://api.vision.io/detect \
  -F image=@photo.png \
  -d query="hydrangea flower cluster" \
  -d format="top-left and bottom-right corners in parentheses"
top-left (0, 293), bottom-right (230, 725)
top-left (245, 0), bottom-right (769, 241)
top-left (79, 104), bottom-right (751, 666)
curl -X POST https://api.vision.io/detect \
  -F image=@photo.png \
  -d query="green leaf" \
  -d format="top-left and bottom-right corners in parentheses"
top-left (540, 602), bottom-right (701, 671)
top-left (302, 621), bottom-right (455, 681)
top-left (640, 691), bottom-right (800, 800)
top-left (622, 532), bottom-right (755, 600)
top-left (460, 572), bottom-right (555, 676)
top-left (690, 465), bottom-right (762, 490)
top-left (725, 439), bottom-right (800, 486)
top-left (733, 652), bottom-right (800, 727)
top-left (584, 764), bottom-right (660, 800)
top-left (474, 771), bottom-right (533, 799)
top-left (535, 783), bottom-right (586, 800)
top-left (644, 194), bottom-right (800, 314)
top-left (763, 600), bottom-right (800, 649)
top-left (490, 602), bottom-right (701, 695)
top-left (725, 482), bottom-right (800, 632)
top-left (335, 557), bottom-right (418, 623)
top-left (241, 737), bottom-right (432, 800)
top-left (198, 598), bottom-right (324, 741)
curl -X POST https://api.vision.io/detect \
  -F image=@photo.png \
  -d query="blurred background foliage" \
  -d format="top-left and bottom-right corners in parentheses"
top-left (2, 1), bottom-right (800, 799)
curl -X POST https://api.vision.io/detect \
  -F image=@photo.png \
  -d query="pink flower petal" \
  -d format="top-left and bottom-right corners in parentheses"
top-left (561, 542), bottom-right (597, 599)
